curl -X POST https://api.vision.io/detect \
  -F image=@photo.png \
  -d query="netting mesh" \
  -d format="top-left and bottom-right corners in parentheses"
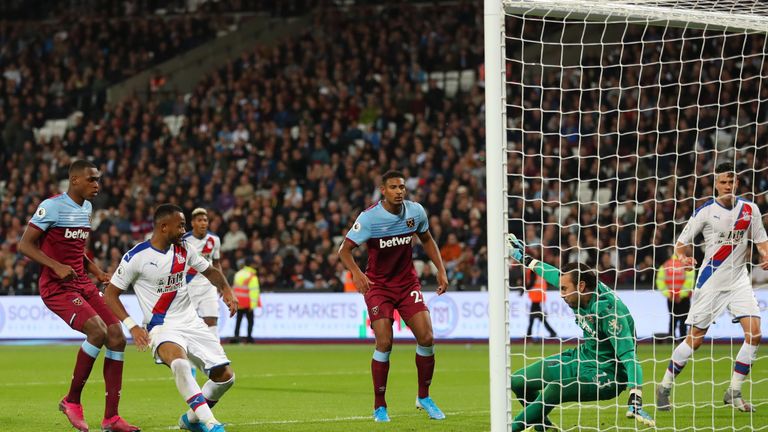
top-left (503, 1), bottom-right (768, 430)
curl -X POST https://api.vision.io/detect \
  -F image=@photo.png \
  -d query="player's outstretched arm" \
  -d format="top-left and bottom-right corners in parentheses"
top-left (674, 241), bottom-right (697, 268)
top-left (104, 284), bottom-right (150, 350)
top-left (756, 241), bottom-right (768, 270)
top-left (417, 230), bottom-right (448, 295)
top-left (201, 266), bottom-right (237, 317)
top-left (18, 225), bottom-right (76, 281)
top-left (599, 308), bottom-right (654, 426)
top-left (338, 239), bottom-right (372, 294)
top-left (506, 234), bottom-right (560, 289)
top-left (83, 253), bottom-right (110, 283)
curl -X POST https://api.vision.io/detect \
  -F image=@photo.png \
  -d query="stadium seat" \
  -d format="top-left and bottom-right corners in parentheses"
top-left (459, 70), bottom-right (476, 92)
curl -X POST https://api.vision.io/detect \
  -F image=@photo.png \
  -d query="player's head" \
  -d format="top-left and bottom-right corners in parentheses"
top-left (559, 262), bottom-right (597, 308)
top-left (153, 204), bottom-right (186, 246)
top-left (68, 160), bottom-right (100, 200)
top-left (714, 162), bottom-right (737, 201)
top-left (191, 207), bottom-right (209, 236)
top-left (380, 170), bottom-right (406, 206)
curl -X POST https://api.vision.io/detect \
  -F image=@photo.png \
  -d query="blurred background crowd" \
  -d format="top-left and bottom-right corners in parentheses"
top-left (1, 1), bottom-right (767, 296)
top-left (1, 1), bottom-right (488, 294)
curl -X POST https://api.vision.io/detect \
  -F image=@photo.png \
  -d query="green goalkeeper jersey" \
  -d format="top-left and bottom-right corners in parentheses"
top-left (530, 259), bottom-right (643, 389)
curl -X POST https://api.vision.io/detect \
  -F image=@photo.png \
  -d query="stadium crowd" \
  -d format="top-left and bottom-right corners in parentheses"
top-left (2, 3), bottom-right (767, 296)
top-left (0, 6), bottom-right (237, 124)
top-left (506, 22), bottom-right (768, 289)
top-left (0, 2), bottom-right (487, 294)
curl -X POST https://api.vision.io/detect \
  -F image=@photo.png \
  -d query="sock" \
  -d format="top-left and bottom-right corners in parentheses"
top-left (416, 344), bottom-right (435, 399)
top-left (66, 340), bottom-right (101, 403)
top-left (171, 359), bottom-right (216, 427)
top-left (372, 350), bottom-right (391, 408)
top-left (661, 341), bottom-right (694, 388)
top-left (186, 375), bottom-right (236, 422)
top-left (103, 349), bottom-right (124, 418)
top-left (731, 343), bottom-right (758, 391)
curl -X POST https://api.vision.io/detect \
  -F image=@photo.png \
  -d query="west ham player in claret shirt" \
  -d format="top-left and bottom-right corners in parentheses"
top-left (338, 170), bottom-right (449, 423)
top-left (18, 160), bottom-right (139, 432)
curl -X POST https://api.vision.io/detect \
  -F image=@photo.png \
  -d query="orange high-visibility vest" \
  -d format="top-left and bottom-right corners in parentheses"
top-left (343, 270), bottom-right (357, 293)
top-left (233, 266), bottom-right (260, 309)
top-left (656, 256), bottom-right (694, 301)
top-left (528, 274), bottom-right (547, 303)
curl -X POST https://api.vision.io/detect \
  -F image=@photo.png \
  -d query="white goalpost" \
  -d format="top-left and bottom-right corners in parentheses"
top-left (486, 1), bottom-right (768, 431)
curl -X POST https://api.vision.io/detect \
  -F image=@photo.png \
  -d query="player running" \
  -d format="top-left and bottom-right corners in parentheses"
top-left (104, 204), bottom-right (238, 432)
top-left (506, 234), bottom-right (655, 431)
top-left (19, 159), bottom-right (139, 432)
top-left (657, 162), bottom-right (768, 412)
top-left (338, 170), bottom-right (449, 423)
top-left (182, 208), bottom-right (223, 336)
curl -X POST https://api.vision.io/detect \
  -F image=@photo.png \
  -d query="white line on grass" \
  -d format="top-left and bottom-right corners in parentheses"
top-left (150, 410), bottom-right (490, 431)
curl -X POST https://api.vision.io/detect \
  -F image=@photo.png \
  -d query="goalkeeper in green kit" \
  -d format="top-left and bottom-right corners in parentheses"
top-left (506, 234), bottom-right (655, 431)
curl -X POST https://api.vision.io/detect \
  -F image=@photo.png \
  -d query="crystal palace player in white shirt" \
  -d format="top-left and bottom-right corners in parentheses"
top-left (104, 204), bottom-right (238, 432)
top-left (182, 208), bottom-right (223, 336)
top-left (657, 163), bottom-right (768, 412)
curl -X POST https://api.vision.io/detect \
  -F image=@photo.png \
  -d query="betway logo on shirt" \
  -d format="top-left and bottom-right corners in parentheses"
top-left (64, 228), bottom-right (89, 239)
top-left (379, 236), bottom-right (412, 249)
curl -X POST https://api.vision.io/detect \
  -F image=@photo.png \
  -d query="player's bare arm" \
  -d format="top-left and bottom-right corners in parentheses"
top-left (201, 266), bottom-right (237, 316)
top-left (103, 284), bottom-right (150, 351)
top-left (213, 258), bottom-right (223, 272)
top-left (417, 230), bottom-right (449, 295)
top-left (18, 225), bottom-right (77, 281)
top-left (338, 239), bottom-right (372, 294)
top-left (757, 241), bottom-right (768, 270)
top-left (84, 253), bottom-right (110, 283)
top-left (674, 241), bottom-right (696, 268)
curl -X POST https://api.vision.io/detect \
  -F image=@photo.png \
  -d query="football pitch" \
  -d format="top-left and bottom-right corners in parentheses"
top-left (0, 343), bottom-right (765, 431)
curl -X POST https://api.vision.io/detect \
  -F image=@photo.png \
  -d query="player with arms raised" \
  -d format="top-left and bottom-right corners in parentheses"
top-left (182, 208), bottom-right (223, 336)
top-left (338, 170), bottom-right (449, 423)
top-left (104, 204), bottom-right (238, 432)
top-left (18, 160), bottom-right (139, 432)
top-left (657, 162), bottom-right (768, 412)
top-left (506, 234), bottom-right (655, 431)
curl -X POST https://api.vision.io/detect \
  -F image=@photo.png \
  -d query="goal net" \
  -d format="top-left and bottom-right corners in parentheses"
top-left (486, 0), bottom-right (768, 431)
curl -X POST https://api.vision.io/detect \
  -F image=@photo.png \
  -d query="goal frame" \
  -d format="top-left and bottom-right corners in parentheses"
top-left (484, 1), bottom-right (768, 431)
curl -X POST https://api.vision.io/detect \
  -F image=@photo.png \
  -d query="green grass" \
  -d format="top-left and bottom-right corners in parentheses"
top-left (0, 343), bottom-right (765, 431)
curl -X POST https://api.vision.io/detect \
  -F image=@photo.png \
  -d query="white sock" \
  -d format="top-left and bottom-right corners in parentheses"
top-left (186, 375), bottom-right (236, 422)
top-left (208, 325), bottom-right (219, 340)
top-left (171, 359), bottom-right (217, 426)
top-left (661, 341), bottom-right (694, 388)
top-left (731, 343), bottom-right (758, 391)
top-left (203, 374), bottom-right (235, 403)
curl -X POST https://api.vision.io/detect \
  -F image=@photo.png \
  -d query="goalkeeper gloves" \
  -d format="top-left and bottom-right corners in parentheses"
top-left (506, 234), bottom-right (534, 267)
top-left (626, 389), bottom-right (655, 427)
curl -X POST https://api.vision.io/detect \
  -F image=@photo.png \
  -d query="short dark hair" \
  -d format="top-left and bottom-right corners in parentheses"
top-left (69, 159), bottom-right (97, 176)
top-left (382, 170), bottom-right (405, 184)
top-left (561, 262), bottom-right (597, 292)
top-left (715, 162), bottom-right (735, 175)
top-left (153, 203), bottom-right (183, 222)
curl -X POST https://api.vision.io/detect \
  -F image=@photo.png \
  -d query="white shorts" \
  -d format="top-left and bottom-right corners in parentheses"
top-left (149, 320), bottom-right (230, 373)
top-left (187, 278), bottom-right (220, 318)
top-left (686, 275), bottom-right (760, 329)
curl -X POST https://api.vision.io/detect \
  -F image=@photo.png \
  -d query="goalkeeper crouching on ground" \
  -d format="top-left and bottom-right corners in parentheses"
top-left (506, 234), bottom-right (655, 431)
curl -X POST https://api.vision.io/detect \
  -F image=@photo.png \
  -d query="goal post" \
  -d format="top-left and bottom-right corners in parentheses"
top-left (486, 1), bottom-right (768, 431)
top-left (485, 1), bottom-right (513, 432)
